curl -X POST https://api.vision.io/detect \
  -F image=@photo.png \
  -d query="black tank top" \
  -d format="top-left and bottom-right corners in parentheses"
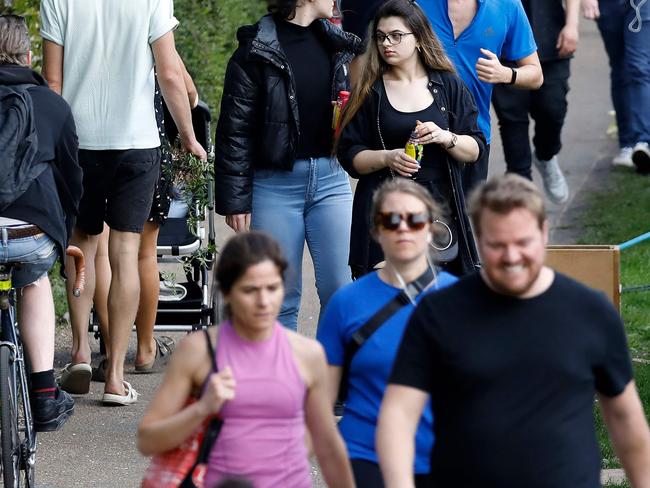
top-left (378, 79), bottom-right (449, 185)
top-left (378, 79), bottom-right (453, 209)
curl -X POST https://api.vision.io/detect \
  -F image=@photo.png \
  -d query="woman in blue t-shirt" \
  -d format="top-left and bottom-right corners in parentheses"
top-left (317, 178), bottom-right (458, 487)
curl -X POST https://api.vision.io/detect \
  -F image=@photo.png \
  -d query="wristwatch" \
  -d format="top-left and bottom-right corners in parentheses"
top-left (445, 132), bottom-right (458, 150)
top-left (509, 67), bottom-right (517, 85)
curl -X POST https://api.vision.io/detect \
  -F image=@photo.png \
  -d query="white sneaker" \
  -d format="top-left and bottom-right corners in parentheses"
top-left (632, 142), bottom-right (650, 174)
top-left (612, 147), bottom-right (634, 168)
top-left (533, 155), bottom-right (569, 204)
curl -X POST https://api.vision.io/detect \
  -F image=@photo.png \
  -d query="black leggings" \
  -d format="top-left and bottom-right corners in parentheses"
top-left (351, 459), bottom-right (432, 488)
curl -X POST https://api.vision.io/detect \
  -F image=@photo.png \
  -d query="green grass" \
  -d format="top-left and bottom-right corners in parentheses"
top-left (578, 168), bottom-right (650, 470)
top-left (578, 169), bottom-right (650, 358)
top-left (595, 363), bottom-right (650, 469)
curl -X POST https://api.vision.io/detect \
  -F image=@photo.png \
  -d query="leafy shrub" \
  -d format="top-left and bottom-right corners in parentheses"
top-left (173, 0), bottom-right (266, 114)
top-left (3, 0), bottom-right (266, 113)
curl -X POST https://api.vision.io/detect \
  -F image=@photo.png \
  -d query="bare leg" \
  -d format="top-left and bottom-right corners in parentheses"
top-left (134, 222), bottom-right (160, 367)
top-left (104, 230), bottom-right (141, 396)
top-left (66, 228), bottom-right (100, 365)
top-left (93, 224), bottom-right (112, 357)
top-left (17, 276), bottom-right (55, 373)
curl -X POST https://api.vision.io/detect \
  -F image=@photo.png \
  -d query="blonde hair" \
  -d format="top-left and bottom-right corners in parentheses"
top-left (0, 15), bottom-right (30, 66)
top-left (370, 177), bottom-right (442, 237)
top-left (468, 174), bottom-right (546, 236)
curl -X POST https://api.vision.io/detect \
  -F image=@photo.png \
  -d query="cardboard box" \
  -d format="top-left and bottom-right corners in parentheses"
top-left (545, 245), bottom-right (620, 310)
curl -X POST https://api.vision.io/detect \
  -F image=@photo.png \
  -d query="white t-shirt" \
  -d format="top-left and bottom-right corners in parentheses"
top-left (40, 0), bottom-right (179, 150)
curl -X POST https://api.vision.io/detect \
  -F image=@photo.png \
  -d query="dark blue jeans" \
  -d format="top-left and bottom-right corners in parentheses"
top-left (492, 59), bottom-right (571, 180)
top-left (597, 0), bottom-right (650, 147)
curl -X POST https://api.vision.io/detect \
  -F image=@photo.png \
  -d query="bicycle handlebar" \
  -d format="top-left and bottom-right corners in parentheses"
top-left (65, 246), bottom-right (86, 297)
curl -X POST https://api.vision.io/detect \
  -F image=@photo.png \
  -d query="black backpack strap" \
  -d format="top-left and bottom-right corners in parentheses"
top-left (337, 267), bottom-right (435, 403)
top-left (203, 328), bottom-right (217, 373)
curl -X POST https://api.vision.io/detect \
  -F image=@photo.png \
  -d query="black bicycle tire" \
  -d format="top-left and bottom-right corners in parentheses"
top-left (0, 345), bottom-right (19, 487)
top-left (16, 356), bottom-right (36, 487)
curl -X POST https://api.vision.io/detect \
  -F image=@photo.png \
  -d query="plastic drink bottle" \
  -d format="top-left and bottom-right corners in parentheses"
top-left (405, 130), bottom-right (424, 166)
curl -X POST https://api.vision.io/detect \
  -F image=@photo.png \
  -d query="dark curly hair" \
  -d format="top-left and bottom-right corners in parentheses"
top-left (266, 0), bottom-right (301, 20)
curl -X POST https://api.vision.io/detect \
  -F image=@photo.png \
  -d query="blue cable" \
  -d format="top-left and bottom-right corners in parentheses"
top-left (619, 231), bottom-right (650, 250)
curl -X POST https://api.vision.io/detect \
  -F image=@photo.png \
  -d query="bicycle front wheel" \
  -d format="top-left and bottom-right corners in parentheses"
top-left (0, 345), bottom-right (20, 487)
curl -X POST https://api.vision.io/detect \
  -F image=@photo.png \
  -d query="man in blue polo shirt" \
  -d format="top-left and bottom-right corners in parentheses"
top-left (420, 0), bottom-right (543, 193)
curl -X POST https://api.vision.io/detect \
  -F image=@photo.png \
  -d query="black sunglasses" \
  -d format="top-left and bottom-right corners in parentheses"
top-left (375, 212), bottom-right (431, 231)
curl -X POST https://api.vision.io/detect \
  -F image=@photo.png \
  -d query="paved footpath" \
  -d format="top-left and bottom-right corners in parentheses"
top-left (37, 20), bottom-right (624, 488)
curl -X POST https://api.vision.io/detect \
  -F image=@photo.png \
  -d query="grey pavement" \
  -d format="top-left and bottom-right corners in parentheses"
top-left (38, 19), bottom-right (623, 488)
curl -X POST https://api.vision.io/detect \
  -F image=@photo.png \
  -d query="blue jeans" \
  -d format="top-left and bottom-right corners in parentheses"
top-left (597, 0), bottom-right (650, 147)
top-left (0, 230), bottom-right (58, 288)
top-left (252, 157), bottom-right (353, 330)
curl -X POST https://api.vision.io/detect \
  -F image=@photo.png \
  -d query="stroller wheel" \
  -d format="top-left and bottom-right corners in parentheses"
top-left (210, 283), bottom-right (226, 326)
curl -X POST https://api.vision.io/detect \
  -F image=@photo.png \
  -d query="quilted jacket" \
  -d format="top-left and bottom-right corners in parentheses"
top-left (214, 15), bottom-right (362, 215)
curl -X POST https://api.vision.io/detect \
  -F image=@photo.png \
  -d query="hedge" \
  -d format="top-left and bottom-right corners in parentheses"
top-left (2, 0), bottom-right (267, 114)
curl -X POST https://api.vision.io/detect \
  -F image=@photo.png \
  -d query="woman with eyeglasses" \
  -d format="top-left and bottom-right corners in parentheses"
top-left (214, 0), bottom-right (363, 331)
top-left (317, 178), bottom-right (457, 487)
top-left (336, 0), bottom-right (485, 279)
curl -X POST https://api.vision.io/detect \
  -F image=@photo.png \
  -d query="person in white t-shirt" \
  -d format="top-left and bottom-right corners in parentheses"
top-left (41, 0), bottom-right (207, 406)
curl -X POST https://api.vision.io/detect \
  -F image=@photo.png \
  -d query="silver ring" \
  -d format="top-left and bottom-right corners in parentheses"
top-left (430, 219), bottom-right (453, 251)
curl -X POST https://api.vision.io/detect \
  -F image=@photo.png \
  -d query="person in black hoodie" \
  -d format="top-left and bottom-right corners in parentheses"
top-left (0, 15), bottom-right (82, 432)
top-left (336, 0), bottom-right (485, 279)
top-left (215, 0), bottom-right (363, 331)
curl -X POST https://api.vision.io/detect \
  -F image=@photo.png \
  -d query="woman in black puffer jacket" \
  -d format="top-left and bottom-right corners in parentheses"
top-left (214, 0), bottom-right (362, 331)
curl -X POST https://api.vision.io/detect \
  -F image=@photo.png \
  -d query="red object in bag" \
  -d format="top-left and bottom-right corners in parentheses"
top-left (141, 399), bottom-right (209, 488)
top-left (333, 90), bottom-right (351, 137)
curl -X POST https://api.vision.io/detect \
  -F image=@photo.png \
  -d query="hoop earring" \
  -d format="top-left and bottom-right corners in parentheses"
top-left (416, 46), bottom-right (422, 53)
top-left (430, 219), bottom-right (453, 251)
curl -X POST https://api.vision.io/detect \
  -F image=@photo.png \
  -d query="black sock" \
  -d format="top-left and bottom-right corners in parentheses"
top-left (31, 370), bottom-right (56, 400)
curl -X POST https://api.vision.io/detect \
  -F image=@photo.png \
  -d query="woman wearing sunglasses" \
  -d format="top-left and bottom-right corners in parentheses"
top-left (317, 178), bottom-right (457, 487)
top-left (336, 0), bottom-right (485, 278)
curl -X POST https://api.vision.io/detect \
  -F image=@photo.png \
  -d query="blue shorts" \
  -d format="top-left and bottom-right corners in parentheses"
top-left (0, 231), bottom-right (58, 289)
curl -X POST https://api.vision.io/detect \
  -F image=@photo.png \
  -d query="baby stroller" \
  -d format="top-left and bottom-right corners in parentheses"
top-left (88, 100), bottom-right (222, 342)
top-left (154, 100), bottom-right (221, 331)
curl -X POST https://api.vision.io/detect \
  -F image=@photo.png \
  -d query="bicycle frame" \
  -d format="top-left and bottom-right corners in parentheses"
top-left (0, 264), bottom-right (37, 487)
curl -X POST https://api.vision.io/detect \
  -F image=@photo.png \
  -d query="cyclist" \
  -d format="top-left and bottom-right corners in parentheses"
top-left (0, 15), bottom-right (83, 431)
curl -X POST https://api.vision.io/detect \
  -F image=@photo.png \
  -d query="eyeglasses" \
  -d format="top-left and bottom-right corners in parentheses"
top-left (375, 31), bottom-right (414, 45)
top-left (375, 212), bottom-right (431, 231)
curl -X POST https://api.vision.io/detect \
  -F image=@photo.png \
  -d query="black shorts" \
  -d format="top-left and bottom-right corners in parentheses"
top-left (77, 148), bottom-right (161, 235)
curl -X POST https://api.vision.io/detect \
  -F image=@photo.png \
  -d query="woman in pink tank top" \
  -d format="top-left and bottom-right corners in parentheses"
top-left (138, 232), bottom-right (355, 488)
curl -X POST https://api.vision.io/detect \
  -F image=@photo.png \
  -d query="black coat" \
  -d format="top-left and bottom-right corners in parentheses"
top-left (214, 15), bottom-right (362, 215)
top-left (0, 65), bottom-right (82, 267)
top-left (337, 69), bottom-right (484, 276)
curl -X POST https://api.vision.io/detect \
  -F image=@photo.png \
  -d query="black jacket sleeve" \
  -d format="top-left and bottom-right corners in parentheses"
top-left (336, 95), bottom-right (376, 179)
top-left (54, 110), bottom-right (82, 245)
top-left (214, 48), bottom-right (261, 215)
top-left (446, 74), bottom-right (486, 161)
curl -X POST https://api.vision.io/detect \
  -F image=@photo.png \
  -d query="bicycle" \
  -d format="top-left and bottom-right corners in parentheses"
top-left (0, 246), bottom-right (85, 487)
